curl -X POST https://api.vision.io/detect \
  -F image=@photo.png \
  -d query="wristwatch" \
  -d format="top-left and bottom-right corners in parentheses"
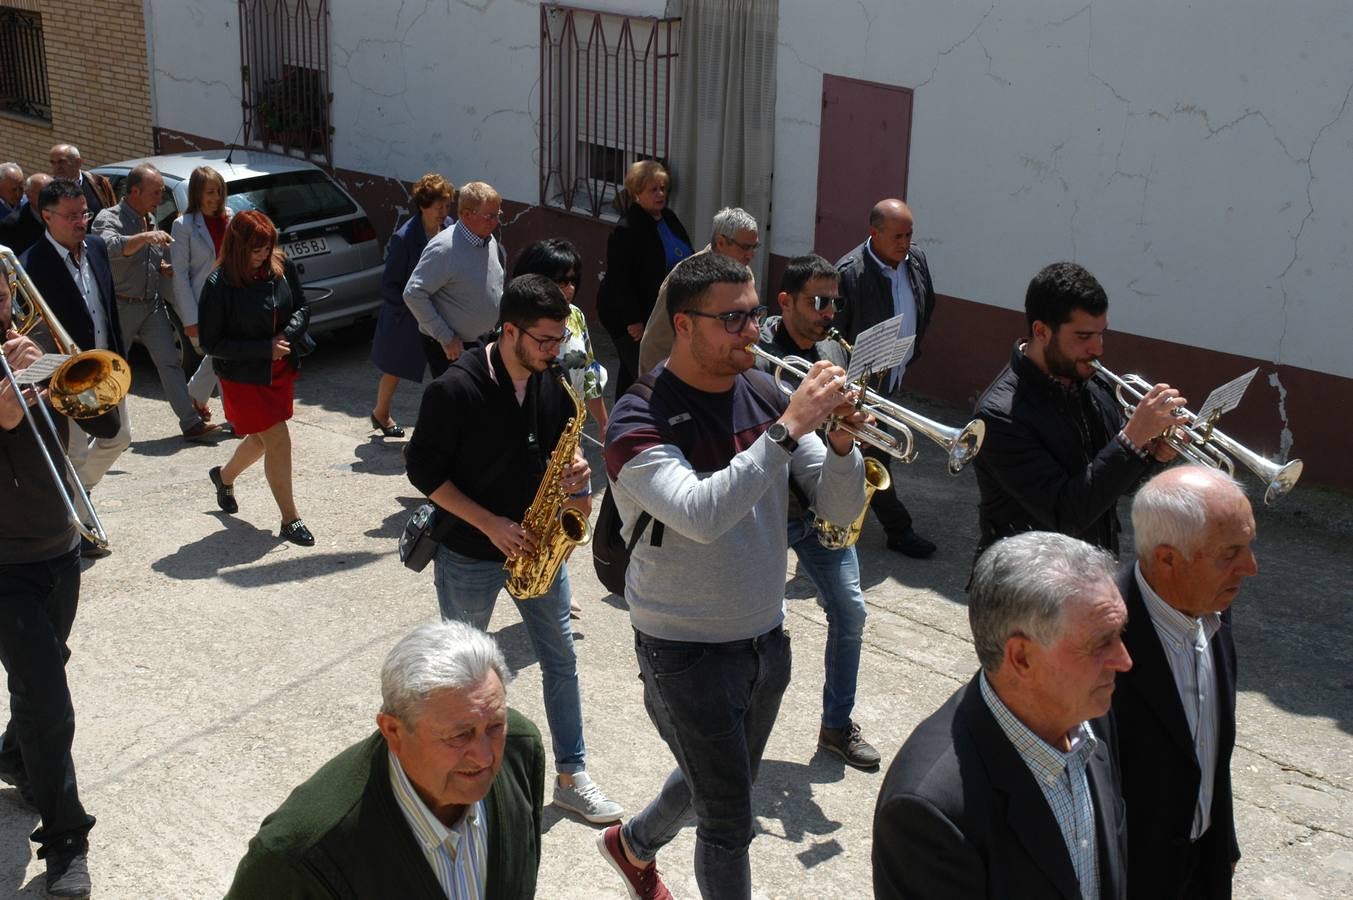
top-left (766, 421), bottom-right (798, 455)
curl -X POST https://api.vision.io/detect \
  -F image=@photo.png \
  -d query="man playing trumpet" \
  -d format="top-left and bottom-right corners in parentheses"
top-left (972, 261), bottom-right (1184, 560)
top-left (754, 254), bottom-right (879, 770)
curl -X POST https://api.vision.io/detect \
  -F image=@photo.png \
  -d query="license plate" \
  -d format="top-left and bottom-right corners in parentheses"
top-left (284, 237), bottom-right (329, 260)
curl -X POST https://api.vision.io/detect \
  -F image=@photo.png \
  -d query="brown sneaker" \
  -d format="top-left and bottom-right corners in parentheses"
top-left (597, 824), bottom-right (673, 900)
top-left (183, 420), bottom-right (224, 442)
top-left (819, 720), bottom-right (881, 770)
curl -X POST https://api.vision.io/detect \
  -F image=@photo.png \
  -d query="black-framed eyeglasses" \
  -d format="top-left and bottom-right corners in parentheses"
top-left (521, 326), bottom-right (572, 352)
top-left (683, 305), bottom-right (768, 334)
top-left (810, 295), bottom-right (845, 312)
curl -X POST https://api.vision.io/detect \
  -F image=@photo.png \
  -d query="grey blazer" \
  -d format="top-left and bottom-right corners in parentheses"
top-left (170, 211), bottom-right (230, 327)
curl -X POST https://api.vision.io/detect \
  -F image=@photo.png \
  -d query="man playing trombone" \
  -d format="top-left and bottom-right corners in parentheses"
top-left (972, 261), bottom-right (1184, 560)
top-left (0, 273), bottom-right (116, 897)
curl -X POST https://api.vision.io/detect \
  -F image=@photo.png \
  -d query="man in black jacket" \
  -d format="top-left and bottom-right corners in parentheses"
top-left (405, 274), bottom-right (622, 826)
top-left (1114, 466), bottom-right (1253, 898)
top-left (0, 281), bottom-right (113, 898)
top-left (0, 173), bottom-right (51, 256)
top-left (972, 261), bottom-right (1184, 560)
top-left (835, 199), bottom-right (938, 558)
top-left (873, 532), bottom-right (1131, 899)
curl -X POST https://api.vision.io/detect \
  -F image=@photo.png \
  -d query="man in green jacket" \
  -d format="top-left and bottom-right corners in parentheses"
top-left (226, 620), bottom-right (545, 899)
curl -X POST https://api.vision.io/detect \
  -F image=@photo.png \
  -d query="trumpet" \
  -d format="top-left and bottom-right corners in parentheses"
top-left (745, 344), bottom-right (985, 474)
top-left (2, 246), bottom-right (131, 547)
top-left (1089, 360), bottom-right (1302, 505)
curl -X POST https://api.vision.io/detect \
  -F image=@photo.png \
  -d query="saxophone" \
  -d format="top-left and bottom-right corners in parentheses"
top-left (504, 365), bottom-right (592, 599)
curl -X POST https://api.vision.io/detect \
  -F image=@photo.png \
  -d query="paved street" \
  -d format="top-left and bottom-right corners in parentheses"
top-left (2, 331), bottom-right (1350, 898)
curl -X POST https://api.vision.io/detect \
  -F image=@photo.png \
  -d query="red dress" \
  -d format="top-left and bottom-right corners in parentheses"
top-left (219, 303), bottom-right (297, 435)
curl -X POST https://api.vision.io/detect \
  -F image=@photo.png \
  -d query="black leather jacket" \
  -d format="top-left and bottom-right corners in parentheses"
top-left (972, 342), bottom-right (1156, 558)
top-left (199, 260), bottom-right (309, 385)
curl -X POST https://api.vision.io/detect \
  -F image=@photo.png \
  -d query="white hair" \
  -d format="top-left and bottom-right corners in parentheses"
top-left (380, 619), bottom-right (510, 725)
top-left (710, 207), bottom-right (758, 242)
top-left (968, 532), bottom-right (1117, 672)
top-left (1131, 465), bottom-right (1245, 560)
top-left (0, 163), bottom-right (22, 180)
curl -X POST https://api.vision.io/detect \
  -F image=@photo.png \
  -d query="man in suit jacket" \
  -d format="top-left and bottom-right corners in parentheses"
top-left (1114, 466), bottom-right (1254, 898)
top-left (227, 619), bottom-right (546, 900)
top-left (0, 173), bottom-right (52, 256)
top-left (49, 144), bottom-right (116, 219)
top-left (21, 179), bottom-right (129, 526)
top-left (835, 199), bottom-right (938, 559)
top-left (874, 531), bottom-right (1132, 899)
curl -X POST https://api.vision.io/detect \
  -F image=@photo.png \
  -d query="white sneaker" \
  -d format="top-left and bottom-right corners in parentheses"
top-left (553, 771), bottom-right (624, 823)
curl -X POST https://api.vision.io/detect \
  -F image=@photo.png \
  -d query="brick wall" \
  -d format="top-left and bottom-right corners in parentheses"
top-left (1, 0), bottom-right (154, 178)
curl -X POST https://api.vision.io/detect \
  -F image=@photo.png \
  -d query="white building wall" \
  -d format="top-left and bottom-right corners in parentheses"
top-left (773, 1), bottom-right (1353, 380)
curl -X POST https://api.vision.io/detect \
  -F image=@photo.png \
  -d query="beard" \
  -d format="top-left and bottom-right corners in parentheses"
top-left (690, 325), bottom-right (752, 378)
top-left (1044, 339), bottom-right (1089, 381)
top-left (511, 338), bottom-right (551, 374)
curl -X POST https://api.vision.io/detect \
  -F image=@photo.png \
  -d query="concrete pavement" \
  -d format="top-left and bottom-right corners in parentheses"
top-left (2, 330), bottom-right (1350, 898)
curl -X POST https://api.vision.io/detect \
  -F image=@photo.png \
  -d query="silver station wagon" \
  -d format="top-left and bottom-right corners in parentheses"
top-left (93, 149), bottom-right (383, 336)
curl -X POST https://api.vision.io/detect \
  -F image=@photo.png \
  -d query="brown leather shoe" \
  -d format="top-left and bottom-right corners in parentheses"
top-left (183, 420), bottom-right (224, 442)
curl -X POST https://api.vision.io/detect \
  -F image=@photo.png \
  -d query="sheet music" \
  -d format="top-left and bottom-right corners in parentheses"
top-left (845, 314), bottom-right (915, 383)
top-left (12, 353), bottom-right (70, 385)
top-left (1193, 367), bottom-right (1258, 426)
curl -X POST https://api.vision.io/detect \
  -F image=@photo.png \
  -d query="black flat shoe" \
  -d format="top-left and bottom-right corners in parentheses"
top-left (370, 412), bottom-right (405, 438)
top-left (209, 466), bottom-right (238, 513)
top-left (281, 519), bottom-right (315, 546)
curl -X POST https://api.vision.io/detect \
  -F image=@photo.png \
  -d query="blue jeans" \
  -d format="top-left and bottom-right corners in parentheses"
top-left (788, 516), bottom-right (867, 729)
top-left (623, 625), bottom-right (791, 900)
top-left (432, 546), bottom-right (584, 774)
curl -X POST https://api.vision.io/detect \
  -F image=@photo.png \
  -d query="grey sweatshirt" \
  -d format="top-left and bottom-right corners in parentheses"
top-left (402, 221), bottom-right (504, 346)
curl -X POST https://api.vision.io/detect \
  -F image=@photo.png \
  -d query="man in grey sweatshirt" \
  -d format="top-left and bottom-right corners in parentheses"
top-left (402, 180), bottom-right (505, 378)
top-left (599, 253), bottom-right (867, 899)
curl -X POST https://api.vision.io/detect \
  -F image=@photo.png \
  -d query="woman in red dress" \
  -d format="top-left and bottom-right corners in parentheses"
top-left (198, 210), bottom-right (314, 545)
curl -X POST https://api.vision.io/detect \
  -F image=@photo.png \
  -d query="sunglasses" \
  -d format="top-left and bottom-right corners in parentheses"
top-left (684, 305), bottom-right (769, 334)
top-left (810, 295), bottom-right (845, 312)
top-left (553, 274), bottom-right (579, 287)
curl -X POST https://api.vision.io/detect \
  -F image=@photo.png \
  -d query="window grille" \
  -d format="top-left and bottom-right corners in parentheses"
top-left (0, 7), bottom-right (52, 122)
top-left (239, 0), bottom-right (332, 164)
top-left (540, 5), bottom-right (680, 218)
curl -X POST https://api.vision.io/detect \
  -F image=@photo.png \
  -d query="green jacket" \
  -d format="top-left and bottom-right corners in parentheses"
top-left (226, 709), bottom-right (544, 899)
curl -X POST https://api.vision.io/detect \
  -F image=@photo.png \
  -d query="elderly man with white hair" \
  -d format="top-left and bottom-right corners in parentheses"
top-left (227, 620), bottom-right (546, 899)
top-left (637, 205), bottom-right (760, 375)
top-left (1113, 465), bottom-right (1255, 899)
top-left (0, 162), bottom-right (25, 221)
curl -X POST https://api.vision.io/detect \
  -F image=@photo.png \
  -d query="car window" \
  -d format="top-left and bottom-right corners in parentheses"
top-left (224, 171), bottom-right (357, 232)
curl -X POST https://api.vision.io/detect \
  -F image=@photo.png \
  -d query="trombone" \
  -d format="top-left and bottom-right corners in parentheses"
top-left (745, 342), bottom-right (985, 475)
top-left (1089, 360), bottom-right (1303, 505)
top-left (1, 245), bottom-right (132, 547)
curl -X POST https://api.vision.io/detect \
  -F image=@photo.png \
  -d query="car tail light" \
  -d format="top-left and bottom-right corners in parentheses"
top-left (344, 217), bottom-right (377, 244)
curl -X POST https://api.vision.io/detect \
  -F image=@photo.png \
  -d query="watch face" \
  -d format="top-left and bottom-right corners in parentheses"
top-left (768, 422), bottom-right (787, 442)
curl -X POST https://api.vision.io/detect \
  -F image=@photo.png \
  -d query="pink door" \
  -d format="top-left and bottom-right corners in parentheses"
top-left (813, 75), bottom-right (913, 263)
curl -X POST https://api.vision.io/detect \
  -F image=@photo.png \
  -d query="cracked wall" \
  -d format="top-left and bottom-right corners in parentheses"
top-left (774, 0), bottom-right (1353, 382)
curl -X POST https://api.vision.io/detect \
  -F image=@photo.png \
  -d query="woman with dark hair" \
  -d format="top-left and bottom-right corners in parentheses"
top-left (199, 210), bottom-right (315, 546)
top-left (170, 165), bottom-right (230, 425)
top-left (595, 160), bottom-right (692, 397)
top-left (512, 238), bottom-right (609, 434)
top-left (368, 173), bottom-right (454, 438)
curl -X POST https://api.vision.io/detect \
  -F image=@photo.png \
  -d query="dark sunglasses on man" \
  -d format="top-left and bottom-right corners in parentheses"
top-left (810, 295), bottom-right (846, 312)
top-left (684, 304), bottom-right (770, 334)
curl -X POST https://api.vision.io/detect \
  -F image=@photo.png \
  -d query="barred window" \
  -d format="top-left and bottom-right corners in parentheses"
top-left (0, 7), bottom-right (52, 122)
top-left (239, 0), bottom-right (332, 164)
top-left (539, 5), bottom-right (680, 219)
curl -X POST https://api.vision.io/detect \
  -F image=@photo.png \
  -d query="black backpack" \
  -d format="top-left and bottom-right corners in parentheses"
top-left (591, 369), bottom-right (783, 596)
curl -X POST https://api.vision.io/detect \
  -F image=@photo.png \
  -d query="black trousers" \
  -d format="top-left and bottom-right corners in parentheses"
top-left (421, 335), bottom-right (453, 380)
top-left (607, 327), bottom-right (641, 401)
top-left (0, 549), bottom-right (95, 857)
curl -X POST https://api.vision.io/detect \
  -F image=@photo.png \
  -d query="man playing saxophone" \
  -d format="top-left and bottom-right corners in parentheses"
top-left (405, 273), bottom-right (623, 825)
top-left (754, 254), bottom-right (880, 770)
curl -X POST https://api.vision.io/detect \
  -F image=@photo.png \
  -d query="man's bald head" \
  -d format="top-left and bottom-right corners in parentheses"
top-left (49, 144), bottom-right (82, 179)
top-left (25, 173), bottom-right (52, 208)
top-left (868, 199), bottom-right (914, 268)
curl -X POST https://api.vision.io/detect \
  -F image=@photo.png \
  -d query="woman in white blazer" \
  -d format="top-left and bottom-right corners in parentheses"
top-left (170, 166), bottom-right (231, 421)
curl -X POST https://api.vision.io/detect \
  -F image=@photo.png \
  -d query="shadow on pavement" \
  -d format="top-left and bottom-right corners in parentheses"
top-left (152, 517), bottom-right (384, 584)
top-left (0, 797), bottom-right (38, 897)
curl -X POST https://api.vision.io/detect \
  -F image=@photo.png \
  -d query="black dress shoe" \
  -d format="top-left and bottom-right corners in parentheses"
top-left (370, 412), bottom-right (405, 438)
top-left (209, 466), bottom-right (238, 514)
top-left (886, 528), bottom-right (937, 558)
top-left (46, 850), bottom-right (91, 898)
top-left (281, 519), bottom-right (315, 546)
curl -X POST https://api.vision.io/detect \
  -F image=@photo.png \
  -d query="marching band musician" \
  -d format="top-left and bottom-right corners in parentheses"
top-left (600, 253), bottom-right (866, 899)
top-left (0, 272), bottom-right (112, 897)
top-left (754, 254), bottom-right (880, 770)
top-left (404, 274), bottom-right (622, 826)
top-left (972, 261), bottom-right (1185, 561)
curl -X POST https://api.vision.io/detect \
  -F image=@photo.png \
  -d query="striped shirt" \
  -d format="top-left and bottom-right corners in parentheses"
top-left (981, 674), bottom-right (1100, 900)
top-left (1135, 563), bottom-right (1222, 840)
top-left (387, 751), bottom-right (489, 899)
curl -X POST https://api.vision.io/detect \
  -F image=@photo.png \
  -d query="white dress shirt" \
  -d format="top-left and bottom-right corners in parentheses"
top-left (865, 241), bottom-right (917, 391)
top-left (44, 230), bottom-right (108, 350)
